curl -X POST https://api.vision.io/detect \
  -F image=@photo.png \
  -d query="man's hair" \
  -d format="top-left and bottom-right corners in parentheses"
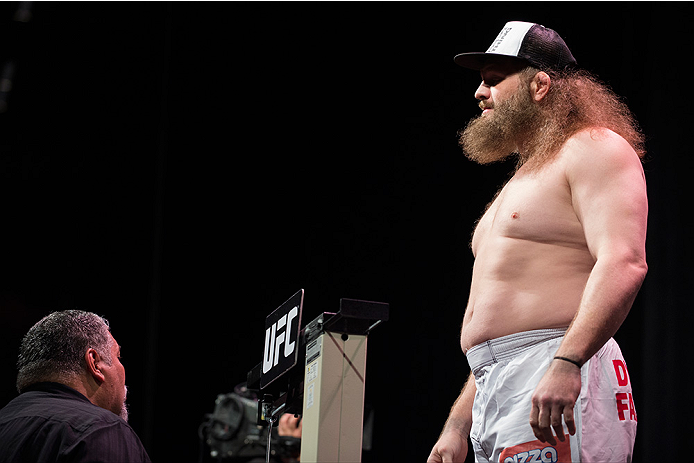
top-left (16, 310), bottom-right (113, 393)
top-left (519, 66), bottom-right (646, 166)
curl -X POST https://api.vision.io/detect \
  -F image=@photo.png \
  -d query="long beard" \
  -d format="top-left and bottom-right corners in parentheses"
top-left (459, 84), bottom-right (543, 166)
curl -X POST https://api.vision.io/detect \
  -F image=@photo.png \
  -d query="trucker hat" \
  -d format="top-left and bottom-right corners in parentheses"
top-left (454, 21), bottom-right (576, 72)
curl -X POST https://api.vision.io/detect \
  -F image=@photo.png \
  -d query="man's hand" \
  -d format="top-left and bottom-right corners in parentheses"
top-left (529, 358), bottom-right (582, 445)
top-left (277, 413), bottom-right (302, 438)
top-left (427, 429), bottom-right (468, 463)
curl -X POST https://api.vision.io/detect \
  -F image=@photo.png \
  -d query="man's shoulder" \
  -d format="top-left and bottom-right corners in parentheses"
top-left (0, 386), bottom-right (149, 462)
top-left (558, 127), bottom-right (643, 179)
top-left (0, 384), bottom-right (122, 432)
top-left (563, 128), bottom-right (638, 160)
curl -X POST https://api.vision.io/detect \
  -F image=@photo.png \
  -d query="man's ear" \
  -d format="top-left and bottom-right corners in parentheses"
top-left (85, 348), bottom-right (105, 384)
top-left (531, 71), bottom-right (551, 102)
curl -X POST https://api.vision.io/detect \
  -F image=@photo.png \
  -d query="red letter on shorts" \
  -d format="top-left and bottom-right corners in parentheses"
top-left (616, 392), bottom-right (629, 421)
top-left (629, 392), bottom-right (637, 421)
top-left (613, 360), bottom-right (629, 386)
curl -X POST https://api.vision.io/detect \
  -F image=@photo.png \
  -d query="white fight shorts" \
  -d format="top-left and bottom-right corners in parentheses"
top-left (467, 329), bottom-right (637, 463)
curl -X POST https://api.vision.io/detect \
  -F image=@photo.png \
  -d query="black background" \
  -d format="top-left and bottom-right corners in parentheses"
top-left (0, 2), bottom-right (690, 462)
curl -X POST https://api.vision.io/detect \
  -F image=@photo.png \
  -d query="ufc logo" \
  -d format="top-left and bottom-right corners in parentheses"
top-left (262, 305), bottom-right (299, 374)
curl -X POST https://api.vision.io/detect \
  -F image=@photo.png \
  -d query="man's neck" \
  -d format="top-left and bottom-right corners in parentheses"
top-left (61, 375), bottom-right (100, 406)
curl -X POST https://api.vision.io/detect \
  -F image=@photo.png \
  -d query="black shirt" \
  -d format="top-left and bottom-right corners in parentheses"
top-left (0, 382), bottom-right (151, 463)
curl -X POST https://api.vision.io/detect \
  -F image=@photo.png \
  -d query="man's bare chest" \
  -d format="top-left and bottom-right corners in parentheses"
top-left (472, 167), bottom-right (587, 253)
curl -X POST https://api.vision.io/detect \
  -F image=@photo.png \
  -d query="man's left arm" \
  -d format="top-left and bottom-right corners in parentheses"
top-left (529, 129), bottom-right (648, 445)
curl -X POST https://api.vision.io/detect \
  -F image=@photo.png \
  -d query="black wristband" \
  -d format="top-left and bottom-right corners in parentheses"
top-left (554, 356), bottom-right (582, 368)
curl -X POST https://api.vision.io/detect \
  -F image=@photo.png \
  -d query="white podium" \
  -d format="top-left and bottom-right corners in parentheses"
top-left (249, 293), bottom-right (388, 463)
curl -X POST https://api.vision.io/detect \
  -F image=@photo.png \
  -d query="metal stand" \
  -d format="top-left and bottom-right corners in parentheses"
top-left (248, 294), bottom-right (388, 463)
top-left (300, 325), bottom-right (365, 461)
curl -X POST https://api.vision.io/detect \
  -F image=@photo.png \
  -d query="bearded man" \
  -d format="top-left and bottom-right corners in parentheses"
top-left (0, 310), bottom-right (151, 462)
top-left (427, 22), bottom-right (647, 463)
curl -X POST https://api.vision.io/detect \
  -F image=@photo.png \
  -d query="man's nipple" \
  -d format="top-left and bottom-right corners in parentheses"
top-left (511, 212), bottom-right (520, 219)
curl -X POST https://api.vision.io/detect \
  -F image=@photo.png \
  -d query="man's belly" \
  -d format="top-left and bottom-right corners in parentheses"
top-left (460, 274), bottom-right (589, 353)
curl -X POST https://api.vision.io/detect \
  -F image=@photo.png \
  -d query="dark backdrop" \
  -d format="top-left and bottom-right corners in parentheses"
top-left (0, 2), bottom-right (689, 462)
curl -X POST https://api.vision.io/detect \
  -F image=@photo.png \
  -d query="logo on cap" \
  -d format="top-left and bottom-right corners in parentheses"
top-left (486, 21), bottom-right (534, 57)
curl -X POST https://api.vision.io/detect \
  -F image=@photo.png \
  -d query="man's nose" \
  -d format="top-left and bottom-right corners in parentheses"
top-left (475, 81), bottom-right (490, 101)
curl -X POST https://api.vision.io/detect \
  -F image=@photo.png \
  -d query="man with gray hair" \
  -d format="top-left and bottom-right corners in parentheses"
top-left (0, 310), bottom-right (151, 462)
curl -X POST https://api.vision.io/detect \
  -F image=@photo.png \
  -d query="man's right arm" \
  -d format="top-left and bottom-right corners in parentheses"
top-left (427, 372), bottom-right (475, 463)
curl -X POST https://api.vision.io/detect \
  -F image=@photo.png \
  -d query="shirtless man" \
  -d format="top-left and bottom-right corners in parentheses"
top-left (427, 22), bottom-right (647, 462)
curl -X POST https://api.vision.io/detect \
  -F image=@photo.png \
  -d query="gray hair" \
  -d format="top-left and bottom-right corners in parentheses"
top-left (16, 310), bottom-right (114, 393)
